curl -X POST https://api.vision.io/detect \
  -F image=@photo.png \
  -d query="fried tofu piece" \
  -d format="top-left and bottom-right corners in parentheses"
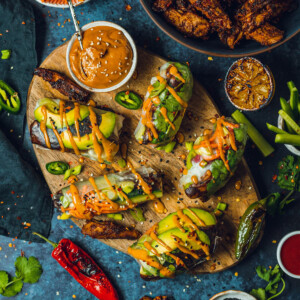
top-left (81, 220), bottom-right (141, 240)
top-left (246, 22), bottom-right (283, 46)
top-left (164, 8), bottom-right (210, 38)
top-left (188, 0), bottom-right (232, 30)
top-left (34, 68), bottom-right (90, 103)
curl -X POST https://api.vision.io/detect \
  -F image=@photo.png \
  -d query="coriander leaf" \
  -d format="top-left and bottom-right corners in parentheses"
top-left (2, 277), bottom-right (23, 297)
top-left (15, 256), bottom-right (43, 284)
top-left (0, 271), bottom-right (9, 294)
top-left (277, 155), bottom-right (300, 191)
top-left (250, 288), bottom-right (266, 300)
top-left (256, 265), bottom-right (271, 282)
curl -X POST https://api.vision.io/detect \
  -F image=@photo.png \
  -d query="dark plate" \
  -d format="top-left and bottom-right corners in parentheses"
top-left (140, 0), bottom-right (300, 57)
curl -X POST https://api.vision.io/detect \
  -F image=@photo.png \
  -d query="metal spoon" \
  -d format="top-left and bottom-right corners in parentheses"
top-left (67, 0), bottom-right (87, 78)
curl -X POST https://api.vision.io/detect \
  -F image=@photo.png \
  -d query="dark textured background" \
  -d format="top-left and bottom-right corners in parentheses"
top-left (0, 0), bottom-right (300, 299)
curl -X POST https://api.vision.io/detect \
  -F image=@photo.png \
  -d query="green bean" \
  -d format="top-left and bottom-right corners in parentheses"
top-left (279, 97), bottom-right (294, 133)
top-left (266, 123), bottom-right (287, 134)
top-left (275, 133), bottom-right (300, 146)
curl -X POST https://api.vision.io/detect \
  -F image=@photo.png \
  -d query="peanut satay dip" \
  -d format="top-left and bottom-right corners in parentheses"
top-left (69, 26), bottom-right (133, 89)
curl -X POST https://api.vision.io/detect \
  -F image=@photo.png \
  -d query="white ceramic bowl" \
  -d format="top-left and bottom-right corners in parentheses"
top-left (277, 114), bottom-right (300, 156)
top-left (35, 0), bottom-right (91, 8)
top-left (210, 290), bottom-right (256, 300)
top-left (66, 21), bottom-right (137, 93)
top-left (277, 231), bottom-right (300, 279)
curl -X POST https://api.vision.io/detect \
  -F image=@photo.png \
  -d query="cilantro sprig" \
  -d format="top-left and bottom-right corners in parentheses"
top-left (277, 155), bottom-right (300, 191)
top-left (250, 265), bottom-right (286, 300)
top-left (0, 255), bottom-right (42, 297)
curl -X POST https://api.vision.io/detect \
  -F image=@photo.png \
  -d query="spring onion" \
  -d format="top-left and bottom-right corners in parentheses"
top-left (64, 165), bottom-right (82, 180)
top-left (1, 49), bottom-right (11, 59)
top-left (232, 110), bottom-right (274, 157)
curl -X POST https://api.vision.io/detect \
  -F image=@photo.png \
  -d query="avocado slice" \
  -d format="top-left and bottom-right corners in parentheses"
top-left (59, 111), bottom-right (116, 150)
top-left (156, 208), bottom-right (216, 236)
top-left (98, 111), bottom-right (116, 138)
top-left (34, 98), bottom-right (90, 129)
top-left (186, 149), bottom-right (196, 170)
top-left (151, 227), bottom-right (210, 254)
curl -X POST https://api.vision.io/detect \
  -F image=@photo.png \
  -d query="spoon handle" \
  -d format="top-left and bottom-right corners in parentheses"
top-left (67, 0), bottom-right (84, 50)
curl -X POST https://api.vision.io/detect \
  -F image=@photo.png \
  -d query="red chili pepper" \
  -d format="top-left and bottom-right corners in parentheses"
top-left (33, 232), bottom-right (118, 300)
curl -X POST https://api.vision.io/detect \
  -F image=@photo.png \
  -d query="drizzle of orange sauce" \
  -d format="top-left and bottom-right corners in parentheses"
top-left (63, 111), bottom-right (80, 156)
top-left (169, 66), bottom-right (186, 83)
top-left (74, 103), bottom-right (81, 141)
top-left (150, 231), bottom-right (172, 252)
top-left (69, 183), bottom-right (92, 219)
top-left (50, 119), bottom-right (65, 152)
top-left (153, 199), bottom-right (167, 214)
top-left (166, 252), bottom-right (187, 269)
top-left (40, 105), bottom-right (51, 149)
top-left (103, 174), bottom-right (133, 207)
top-left (88, 106), bottom-right (119, 162)
top-left (172, 215), bottom-right (185, 232)
top-left (141, 98), bottom-right (159, 140)
top-left (91, 131), bottom-right (104, 163)
top-left (171, 235), bottom-right (199, 259)
top-left (89, 177), bottom-right (119, 210)
top-left (127, 248), bottom-right (174, 278)
top-left (184, 208), bottom-right (206, 227)
top-left (143, 241), bottom-right (160, 256)
top-left (177, 209), bottom-right (199, 231)
top-left (166, 85), bottom-right (187, 108)
top-left (59, 100), bottom-right (65, 128)
top-left (152, 96), bottom-right (161, 105)
top-left (127, 160), bottom-right (155, 200)
top-left (160, 107), bottom-right (175, 130)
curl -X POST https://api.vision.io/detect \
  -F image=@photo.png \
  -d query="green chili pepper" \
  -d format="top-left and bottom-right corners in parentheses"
top-left (115, 91), bottom-right (142, 110)
top-left (129, 207), bottom-right (145, 222)
top-left (46, 161), bottom-right (69, 175)
top-left (0, 80), bottom-right (21, 113)
top-left (64, 165), bottom-right (82, 180)
top-left (235, 201), bottom-right (266, 260)
top-left (1, 49), bottom-right (11, 59)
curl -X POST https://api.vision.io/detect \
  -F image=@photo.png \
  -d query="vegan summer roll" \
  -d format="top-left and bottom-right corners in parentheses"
top-left (135, 62), bottom-right (193, 146)
top-left (30, 98), bottom-right (124, 163)
top-left (53, 166), bottom-right (163, 220)
top-left (180, 117), bottom-right (247, 200)
top-left (128, 207), bottom-right (219, 280)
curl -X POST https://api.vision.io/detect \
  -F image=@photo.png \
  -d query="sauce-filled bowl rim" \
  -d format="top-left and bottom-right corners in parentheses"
top-left (224, 56), bottom-right (275, 112)
top-left (66, 21), bottom-right (137, 93)
top-left (277, 231), bottom-right (300, 279)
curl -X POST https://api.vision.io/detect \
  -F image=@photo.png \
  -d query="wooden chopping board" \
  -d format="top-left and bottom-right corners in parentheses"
top-left (27, 43), bottom-right (260, 274)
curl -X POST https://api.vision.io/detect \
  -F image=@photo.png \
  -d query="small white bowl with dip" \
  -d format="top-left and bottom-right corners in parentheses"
top-left (66, 21), bottom-right (137, 93)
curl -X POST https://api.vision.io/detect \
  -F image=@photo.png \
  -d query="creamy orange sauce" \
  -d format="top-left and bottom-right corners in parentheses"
top-left (150, 231), bottom-right (172, 252)
top-left (64, 111), bottom-right (80, 156)
top-left (169, 66), bottom-right (185, 83)
top-left (50, 119), bottom-right (65, 152)
top-left (40, 105), bottom-right (51, 149)
top-left (172, 215), bottom-right (185, 233)
top-left (171, 235), bottom-right (199, 259)
top-left (144, 241), bottom-right (160, 256)
top-left (74, 103), bottom-right (81, 141)
top-left (69, 26), bottom-right (133, 89)
top-left (127, 248), bottom-right (174, 278)
top-left (185, 208), bottom-right (206, 227)
top-left (88, 106), bottom-right (118, 162)
top-left (177, 209), bottom-right (198, 231)
top-left (160, 107), bottom-right (175, 130)
top-left (127, 160), bottom-right (155, 200)
top-left (89, 177), bottom-right (119, 210)
top-left (153, 199), bottom-right (167, 214)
